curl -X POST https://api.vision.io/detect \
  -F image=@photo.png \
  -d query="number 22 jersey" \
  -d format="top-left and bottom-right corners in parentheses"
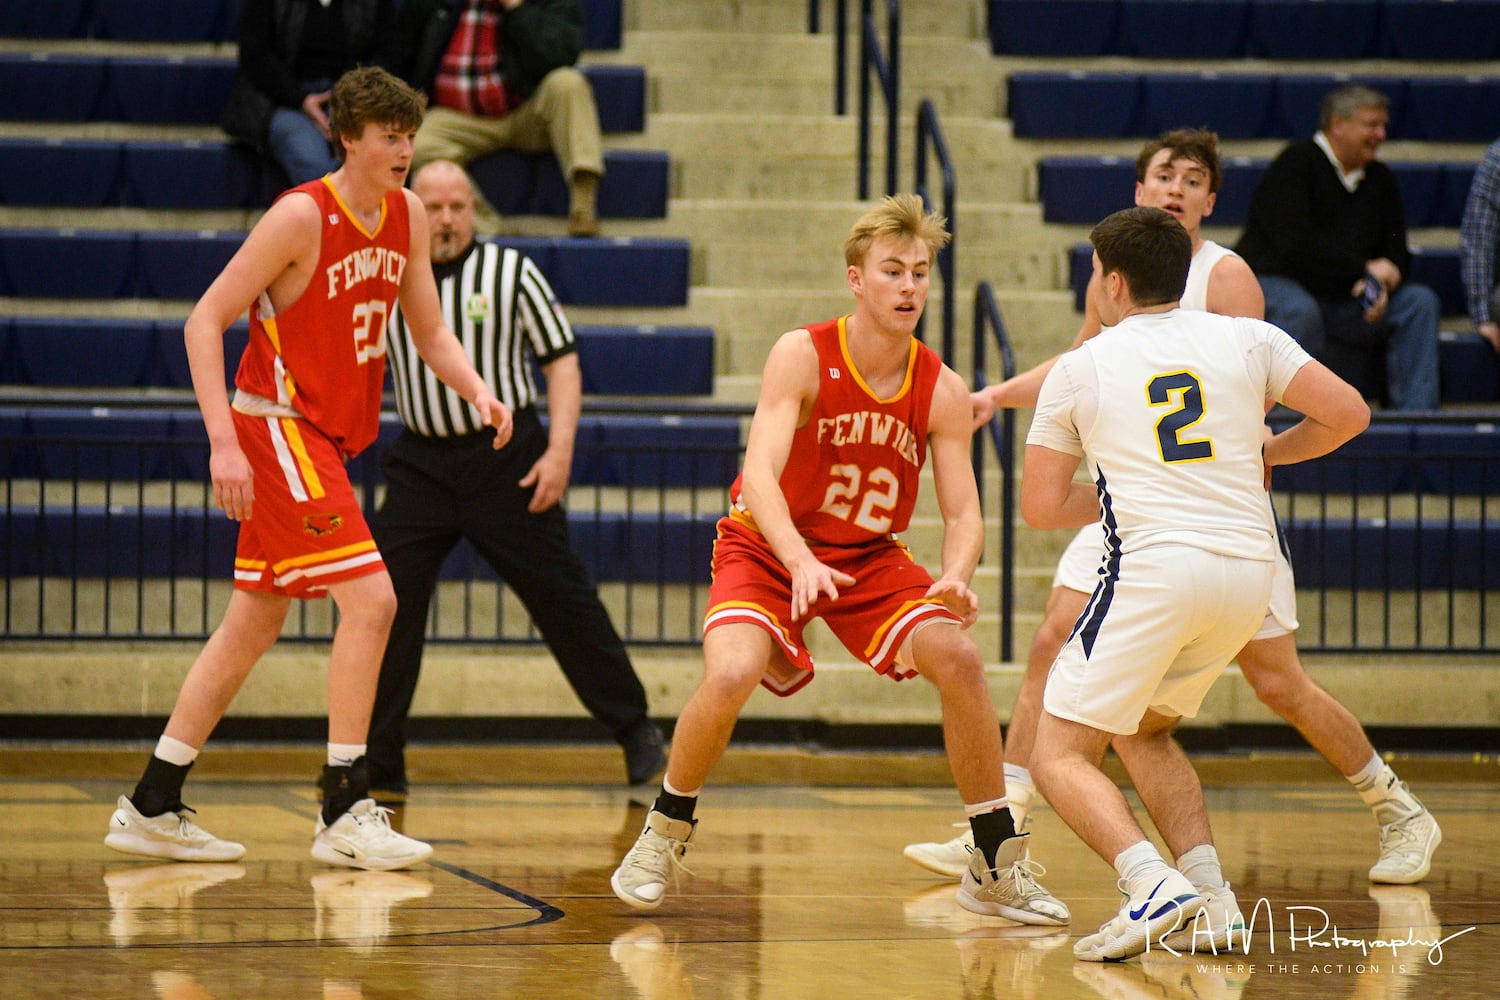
top-left (729, 315), bottom-right (942, 547)
top-left (234, 177), bottom-right (410, 458)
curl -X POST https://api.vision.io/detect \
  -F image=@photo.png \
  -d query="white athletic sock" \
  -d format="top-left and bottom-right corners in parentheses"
top-left (963, 796), bottom-right (1010, 818)
top-left (1175, 844), bottom-right (1227, 889)
top-left (327, 743), bottom-right (365, 768)
top-left (1114, 840), bottom-right (1171, 892)
top-left (1351, 755), bottom-right (1402, 808)
top-left (662, 775), bottom-right (700, 799)
top-left (1004, 764), bottom-right (1035, 827)
top-left (153, 735), bottom-right (199, 767)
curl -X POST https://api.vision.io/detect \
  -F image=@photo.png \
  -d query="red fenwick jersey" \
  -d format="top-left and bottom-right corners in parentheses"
top-left (234, 177), bottom-right (410, 457)
top-left (729, 315), bottom-right (942, 547)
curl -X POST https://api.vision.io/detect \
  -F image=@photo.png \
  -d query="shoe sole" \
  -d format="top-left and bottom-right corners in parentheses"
top-left (955, 885), bottom-right (1070, 926)
top-left (104, 830), bottom-right (246, 863)
top-left (610, 870), bottom-right (667, 910)
top-left (1369, 823), bottom-right (1442, 885)
top-left (1074, 898), bottom-right (1204, 962)
top-left (1162, 916), bottom-right (1247, 952)
top-left (310, 842), bottom-right (432, 872)
top-left (901, 846), bottom-right (968, 880)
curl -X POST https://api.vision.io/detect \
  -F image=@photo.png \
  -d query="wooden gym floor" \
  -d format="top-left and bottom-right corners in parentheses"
top-left (0, 746), bottom-right (1495, 999)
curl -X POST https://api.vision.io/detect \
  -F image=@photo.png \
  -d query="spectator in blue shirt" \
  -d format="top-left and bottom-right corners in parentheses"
top-left (1460, 138), bottom-right (1500, 353)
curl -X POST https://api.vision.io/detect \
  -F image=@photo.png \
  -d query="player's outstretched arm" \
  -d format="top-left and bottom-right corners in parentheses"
top-left (971, 275), bottom-right (1106, 427)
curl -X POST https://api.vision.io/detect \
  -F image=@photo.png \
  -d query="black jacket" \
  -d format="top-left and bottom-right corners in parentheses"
top-left (397, 0), bottom-right (583, 103)
top-left (223, 0), bottom-right (400, 149)
top-left (1236, 138), bottom-right (1413, 299)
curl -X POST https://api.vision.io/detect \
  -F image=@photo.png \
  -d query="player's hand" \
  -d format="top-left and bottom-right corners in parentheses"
top-left (789, 556), bottom-right (855, 622)
top-left (1478, 321), bottom-right (1500, 353)
top-left (970, 387), bottom-right (996, 431)
top-left (210, 443), bottom-right (254, 522)
top-left (925, 578), bottom-right (979, 629)
top-left (301, 91), bottom-right (332, 140)
top-left (520, 447), bottom-right (571, 513)
top-left (476, 393), bottom-right (513, 449)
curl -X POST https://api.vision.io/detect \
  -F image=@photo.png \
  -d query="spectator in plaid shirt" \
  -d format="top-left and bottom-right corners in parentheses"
top-left (398, 0), bottom-right (604, 236)
top-left (1460, 138), bottom-right (1500, 353)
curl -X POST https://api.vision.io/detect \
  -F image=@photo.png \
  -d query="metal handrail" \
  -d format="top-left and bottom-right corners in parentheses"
top-left (915, 98), bottom-right (956, 363)
top-left (857, 0), bottom-right (900, 199)
top-left (971, 282), bottom-right (1018, 662)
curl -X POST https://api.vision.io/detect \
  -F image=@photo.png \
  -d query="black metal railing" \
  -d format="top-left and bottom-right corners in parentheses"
top-left (914, 98), bottom-right (956, 363)
top-left (816, 0), bottom-right (899, 198)
top-left (971, 282), bottom-right (1019, 661)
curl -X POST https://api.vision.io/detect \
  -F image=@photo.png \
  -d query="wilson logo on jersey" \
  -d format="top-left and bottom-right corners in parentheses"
top-left (829, 368), bottom-right (841, 379)
top-left (303, 513), bottom-right (344, 537)
top-left (328, 214), bottom-right (340, 225)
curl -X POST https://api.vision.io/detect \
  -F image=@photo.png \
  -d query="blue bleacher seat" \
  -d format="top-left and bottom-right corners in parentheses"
top-left (1119, 0), bottom-right (1250, 59)
top-left (579, 0), bottom-right (623, 50)
top-left (0, 54), bottom-right (106, 122)
top-left (1142, 72), bottom-right (1275, 140)
top-left (104, 57), bottom-right (238, 125)
top-left (1008, 72), bottom-right (1142, 139)
top-left (1269, 420), bottom-right (1416, 494)
top-left (1408, 247), bottom-right (1465, 317)
top-left (547, 238), bottom-right (691, 307)
top-left (1038, 157), bottom-right (1134, 225)
top-left (1389, 162), bottom-right (1445, 230)
top-left (1272, 75), bottom-right (1407, 140)
top-left (155, 319), bottom-right (251, 391)
top-left (470, 149), bottom-right (668, 220)
top-left (1282, 516), bottom-right (1500, 590)
top-left (1381, 0), bottom-right (1500, 62)
top-left (1247, 0), bottom-right (1381, 60)
top-left (573, 325), bottom-right (716, 396)
top-left (7, 317), bottom-right (156, 388)
top-left (29, 408), bottom-right (184, 481)
top-left (0, 139), bottom-right (121, 208)
top-left (0, 317), bottom-right (13, 381)
top-left (989, 0), bottom-right (1120, 56)
top-left (584, 415), bottom-right (740, 488)
top-left (135, 232), bottom-right (244, 301)
top-left (122, 142), bottom-right (262, 211)
top-left (93, 0), bottom-right (223, 42)
top-left (1212, 156), bottom-right (1259, 227)
top-left (1441, 163), bottom-right (1478, 233)
top-left (0, 0), bottom-right (90, 38)
top-left (1404, 77), bottom-right (1500, 143)
top-left (1412, 422), bottom-right (1500, 493)
top-left (0, 229), bottom-right (135, 299)
top-left (585, 65), bottom-right (645, 133)
top-left (1438, 333), bottom-right (1500, 404)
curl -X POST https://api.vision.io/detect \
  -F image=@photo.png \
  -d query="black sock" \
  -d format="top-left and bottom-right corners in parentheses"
top-left (320, 757), bottom-right (371, 826)
top-left (652, 788), bottom-right (698, 823)
top-left (969, 808), bottom-right (1019, 869)
top-left (131, 757), bottom-right (192, 817)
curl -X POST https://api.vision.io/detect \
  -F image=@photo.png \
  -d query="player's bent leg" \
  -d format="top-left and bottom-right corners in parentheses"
top-left (612, 623), bottom-right (773, 910)
top-left (910, 624), bottom-right (1005, 805)
top-left (325, 571), bottom-right (399, 746)
top-left (1235, 633), bottom-right (1374, 776)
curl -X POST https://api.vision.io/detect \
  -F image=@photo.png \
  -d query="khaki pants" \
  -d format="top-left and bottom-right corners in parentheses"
top-left (414, 66), bottom-right (604, 181)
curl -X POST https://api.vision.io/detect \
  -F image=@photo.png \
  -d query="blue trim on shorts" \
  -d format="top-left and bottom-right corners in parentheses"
top-left (1072, 470), bottom-right (1121, 659)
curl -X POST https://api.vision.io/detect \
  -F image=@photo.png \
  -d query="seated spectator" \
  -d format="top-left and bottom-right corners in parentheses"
top-left (1237, 84), bottom-right (1440, 410)
top-left (223, 0), bottom-right (401, 185)
top-left (1460, 137), bottom-right (1500, 353)
top-left (397, 0), bottom-right (605, 237)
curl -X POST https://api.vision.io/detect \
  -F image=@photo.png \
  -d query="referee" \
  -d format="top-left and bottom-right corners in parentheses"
top-left (367, 159), bottom-right (665, 792)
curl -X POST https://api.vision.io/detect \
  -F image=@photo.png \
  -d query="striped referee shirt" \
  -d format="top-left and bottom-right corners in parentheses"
top-left (387, 240), bottom-right (576, 437)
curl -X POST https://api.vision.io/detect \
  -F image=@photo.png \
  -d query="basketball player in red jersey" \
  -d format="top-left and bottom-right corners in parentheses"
top-left (104, 67), bottom-right (513, 871)
top-left (610, 195), bottom-right (1068, 925)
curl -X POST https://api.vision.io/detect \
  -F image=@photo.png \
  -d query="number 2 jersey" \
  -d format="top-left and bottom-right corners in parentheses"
top-left (234, 176), bottom-right (410, 458)
top-left (1029, 309), bottom-right (1311, 563)
top-left (728, 315), bottom-right (942, 546)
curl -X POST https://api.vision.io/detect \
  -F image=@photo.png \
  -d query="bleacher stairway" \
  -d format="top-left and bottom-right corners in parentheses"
top-left (2, 0), bottom-right (1492, 749)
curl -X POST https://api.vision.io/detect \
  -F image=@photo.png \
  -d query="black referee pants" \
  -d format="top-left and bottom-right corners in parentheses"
top-left (367, 408), bottom-right (650, 784)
